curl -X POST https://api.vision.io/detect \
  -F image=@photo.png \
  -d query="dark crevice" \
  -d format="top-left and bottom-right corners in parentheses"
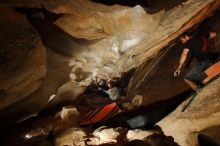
top-left (91, 0), bottom-right (150, 7)
top-left (14, 7), bottom-right (101, 57)
top-left (91, 0), bottom-right (187, 13)
top-left (14, 7), bottom-right (62, 22)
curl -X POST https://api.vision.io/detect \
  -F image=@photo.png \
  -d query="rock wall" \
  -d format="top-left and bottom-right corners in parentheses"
top-left (0, 5), bottom-right (47, 109)
top-left (126, 43), bottom-right (190, 105)
top-left (0, 0), bottom-right (219, 125)
top-left (157, 78), bottom-right (220, 146)
top-left (5, 0), bottom-right (220, 86)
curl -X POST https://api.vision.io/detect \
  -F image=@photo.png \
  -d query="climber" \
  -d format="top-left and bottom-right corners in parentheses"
top-left (105, 80), bottom-right (121, 101)
top-left (174, 31), bottom-right (218, 93)
top-left (88, 78), bottom-right (122, 101)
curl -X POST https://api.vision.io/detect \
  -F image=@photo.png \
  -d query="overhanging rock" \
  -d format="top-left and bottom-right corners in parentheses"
top-left (5, 0), bottom-right (220, 85)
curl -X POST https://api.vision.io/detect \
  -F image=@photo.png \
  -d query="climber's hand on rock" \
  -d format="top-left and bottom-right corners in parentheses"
top-left (174, 69), bottom-right (181, 77)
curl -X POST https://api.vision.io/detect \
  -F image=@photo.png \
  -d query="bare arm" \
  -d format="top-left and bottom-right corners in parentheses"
top-left (174, 48), bottom-right (189, 77)
top-left (177, 48), bottom-right (189, 70)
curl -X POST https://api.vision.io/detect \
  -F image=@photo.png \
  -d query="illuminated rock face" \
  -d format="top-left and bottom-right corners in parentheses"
top-left (55, 125), bottom-right (179, 146)
top-left (0, 6), bottom-right (47, 109)
top-left (6, 0), bottom-right (220, 86)
top-left (157, 78), bottom-right (220, 146)
top-left (52, 0), bottom-right (220, 86)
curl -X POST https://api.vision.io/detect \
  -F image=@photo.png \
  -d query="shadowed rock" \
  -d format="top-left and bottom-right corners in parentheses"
top-left (0, 5), bottom-right (46, 109)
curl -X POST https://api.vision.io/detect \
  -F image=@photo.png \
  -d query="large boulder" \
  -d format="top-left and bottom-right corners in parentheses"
top-left (157, 77), bottom-right (220, 146)
top-left (0, 5), bottom-right (47, 109)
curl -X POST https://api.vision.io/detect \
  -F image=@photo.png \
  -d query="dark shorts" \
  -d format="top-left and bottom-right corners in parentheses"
top-left (184, 60), bottom-right (212, 82)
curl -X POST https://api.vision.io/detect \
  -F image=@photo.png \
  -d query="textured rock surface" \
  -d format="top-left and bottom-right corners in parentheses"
top-left (55, 125), bottom-right (179, 146)
top-left (5, 0), bottom-right (220, 86)
top-left (157, 78), bottom-right (220, 146)
top-left (49, 81), bottom-right (87, 107)
top-left (0, 5), bottom-right (47, 109)
top-left (55, 127), bottom-right (121, 146)
top-left (126, 43), bottom-right (190, 105)
top-left (55, 128), bottom-right (86, 146)
top-left (126, 129), bottom-right (155, 141)
top-left (1, 0), bottom-right (220, 132)
top-left (0, 46), bottom-right (73, 126)
top-left (87, 126), bottom-right (120, 145)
